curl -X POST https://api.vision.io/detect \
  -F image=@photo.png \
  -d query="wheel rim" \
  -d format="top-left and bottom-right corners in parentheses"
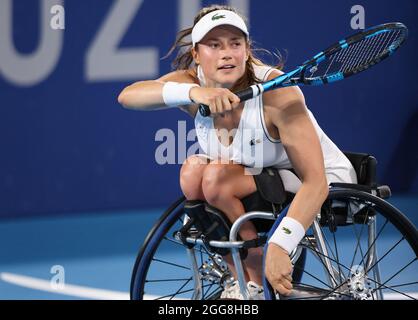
top-left (131, 198), bottom-right (227, 300)
top-left (280, 189), bottom-right (418, 300)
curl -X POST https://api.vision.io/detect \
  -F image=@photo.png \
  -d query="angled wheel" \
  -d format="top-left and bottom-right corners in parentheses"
top-left (272, 188), bottom-right (418, 300)
top-left (130, 196), bottom-right (228, 300)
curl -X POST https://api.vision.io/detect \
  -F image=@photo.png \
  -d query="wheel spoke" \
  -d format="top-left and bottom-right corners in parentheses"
top-left (304, 235), bottom-right (340, 285)
top-left (349, 209), bottom-right (369, 273)
top-left (146, 278), bottom-right (194, 283)
top-left (163, 236), bottom-right (208, 255)
top-left (368, 277), bottom-right (418, 300)
top-left (319, 280), bottom-right (350, 300)
top-left (358, 218), bottom-right (389, 269)
top-left (291, 281), bottom-right (352, 299)
top-left (155, 283), bottom-right (213, 300)
top-left (332, 231), bottom-right (344, 282)
top-left (203, 282), bottom-right (215, 299)
top-left (387, 281), bottom-right (418, 289)
top-left (152, 257), bottom-right (191, 270)
top-left (169, 277), bottom-right (193, 300)
top-left (372, 257), bottom-right (417, 293)
top-left (304, 238), bottom-right (352, 273)
top-left (365, 237), bottom-right (405, 274)
top-left (292, 263), bottom-right (334, 290)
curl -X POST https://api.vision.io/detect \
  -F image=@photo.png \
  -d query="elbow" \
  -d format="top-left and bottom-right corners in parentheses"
top-left (318, 176), bottom-right (329, 202)
top-left (117, 89), bottom-right (129, 108)
top-left (305, 174), bottom-right (329, 202)
top-left (322, 180), bottom-right (329, 201)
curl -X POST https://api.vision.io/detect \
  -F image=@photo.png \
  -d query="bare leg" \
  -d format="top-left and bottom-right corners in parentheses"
top-left (202, 163), bottom-right (264, 285)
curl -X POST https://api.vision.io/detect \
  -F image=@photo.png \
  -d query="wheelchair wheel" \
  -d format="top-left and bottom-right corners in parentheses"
top-left (130, 196), bottom-right (228, 300)
top-left (275, 188), bottom-right (418, 300)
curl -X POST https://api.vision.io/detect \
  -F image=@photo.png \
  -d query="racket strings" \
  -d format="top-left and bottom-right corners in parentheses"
top-left (308, 29), bottom-right (403, 79)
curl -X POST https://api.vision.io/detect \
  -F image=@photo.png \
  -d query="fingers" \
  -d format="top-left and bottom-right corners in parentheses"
top-left (222, 95), bottom-right (233, 113)
top-left (270, 274), bottom-right (293, 295)
top-left (281, 277), bottom-right (293, 291)
top-left (228, 92), bottom-right (241, 108)
top-left (284, 273), bottom-right (293, 283)
top-left (276, 283), bottom-right (293, 296)
top-left (264, 248), bottom-right (294, 297)
top-left (204, 89), bottom-right (240, 117)
top-left (215, 96), bottom-right (224, 115)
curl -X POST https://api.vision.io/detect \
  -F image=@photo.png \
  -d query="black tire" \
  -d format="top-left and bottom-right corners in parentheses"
top-left (130, 196), bottom-right (186, 300)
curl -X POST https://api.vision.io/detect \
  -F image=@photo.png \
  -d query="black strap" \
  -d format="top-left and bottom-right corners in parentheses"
top-left (242, 236), bottom-right (268, 249)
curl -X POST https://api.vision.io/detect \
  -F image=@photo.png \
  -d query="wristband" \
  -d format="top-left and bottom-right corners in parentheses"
top-left (162, 82), bottom-right (199, 107)
top-left (268, 217), bottom-right (305, 255)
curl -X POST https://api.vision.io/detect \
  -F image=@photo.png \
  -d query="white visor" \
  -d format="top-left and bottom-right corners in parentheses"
top-left (191, 10), bottom-right (249, 47)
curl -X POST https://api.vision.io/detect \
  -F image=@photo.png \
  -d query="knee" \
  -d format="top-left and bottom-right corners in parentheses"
top-left (180, 156), bottom-right (206, 200)
top-left (202, 164), bottom-right (230, 204)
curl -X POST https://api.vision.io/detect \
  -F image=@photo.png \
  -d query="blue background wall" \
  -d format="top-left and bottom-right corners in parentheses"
top-left (1, 0), bottom-right (417, 219)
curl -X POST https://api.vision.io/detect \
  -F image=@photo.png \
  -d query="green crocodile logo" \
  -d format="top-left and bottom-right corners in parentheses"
top-left (282, 227), bottom-right (292, 235)
top-left (212, 13), bottom-right (226, 21)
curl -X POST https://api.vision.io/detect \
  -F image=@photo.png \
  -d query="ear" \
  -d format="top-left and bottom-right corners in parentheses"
top-left (191, 46), bottom-right (200, 65)
top-left (245, 43), bottom-right (250, 61)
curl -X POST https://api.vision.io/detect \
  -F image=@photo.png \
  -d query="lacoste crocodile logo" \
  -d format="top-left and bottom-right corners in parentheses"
top-left (249, 138), bottom-right (262, 146)
top-left (282, 227), bottom-right (292, 235)
top-left (212, 13), bottom-right (226, 21)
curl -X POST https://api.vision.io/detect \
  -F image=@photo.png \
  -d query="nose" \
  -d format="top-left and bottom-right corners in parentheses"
top-left (220, 47), bottom-right (233, 60)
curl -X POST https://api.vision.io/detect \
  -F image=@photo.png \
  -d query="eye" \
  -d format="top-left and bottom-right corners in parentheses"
top-left (209, 42), bottom-right (220, 49)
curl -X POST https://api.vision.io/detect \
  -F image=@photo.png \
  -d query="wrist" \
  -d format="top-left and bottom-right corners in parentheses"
top-left (162, 82), bottom-right (199, 107)
top-left (268, 217), bottom-right (306, 255)
top-left (189, 86), bottom-right (200, 104)
top-left (269, 242), bottom-right (290, 255)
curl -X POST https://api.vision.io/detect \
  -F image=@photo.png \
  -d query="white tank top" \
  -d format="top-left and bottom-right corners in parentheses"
top-left (194, 64), bottom-right (357, 183)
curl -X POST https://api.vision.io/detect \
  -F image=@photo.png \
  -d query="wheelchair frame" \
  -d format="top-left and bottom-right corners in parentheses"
top-left (177, 188), bottom-right (389, 300)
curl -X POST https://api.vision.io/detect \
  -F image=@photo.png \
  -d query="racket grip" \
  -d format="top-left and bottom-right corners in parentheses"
top-left (198, 104), bottom-right (211, 117)
top-left (198, 87), bottom-right (256, 117)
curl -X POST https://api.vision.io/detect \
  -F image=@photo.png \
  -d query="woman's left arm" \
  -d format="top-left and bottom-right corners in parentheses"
top-left (263, 76), bottom-right (329, 296)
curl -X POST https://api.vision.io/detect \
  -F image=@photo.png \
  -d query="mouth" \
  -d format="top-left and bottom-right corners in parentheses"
top-left (217, 65), bottom-right (236, 71)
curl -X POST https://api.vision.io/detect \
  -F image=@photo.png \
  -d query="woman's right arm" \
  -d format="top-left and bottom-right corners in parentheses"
top-left (117, 70), bottom-right (196, 112)
top-left (118, 70), bottom-right (241, 116)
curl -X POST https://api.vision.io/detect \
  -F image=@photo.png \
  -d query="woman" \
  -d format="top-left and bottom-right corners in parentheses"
top-left (118, 5), bottom-right (357, 300)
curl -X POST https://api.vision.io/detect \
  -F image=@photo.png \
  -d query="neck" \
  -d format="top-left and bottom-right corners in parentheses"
top-left (207, 79), bottom-right (233, 89)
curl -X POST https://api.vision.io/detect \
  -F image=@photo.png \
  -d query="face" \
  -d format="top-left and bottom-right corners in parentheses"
top-left (192, 25), bottom-right (249, 88)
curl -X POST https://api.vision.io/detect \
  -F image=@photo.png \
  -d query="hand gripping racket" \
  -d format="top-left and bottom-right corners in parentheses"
top-left (198, 22), bottom-right (408, 117)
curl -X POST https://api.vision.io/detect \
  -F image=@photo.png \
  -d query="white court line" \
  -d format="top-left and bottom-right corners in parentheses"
top-left (0, 272), bottom-right (130, 300)
top-left (1, 272), bottom-right (417, 300)
top-left (383, 292), bottom-right (418, 300)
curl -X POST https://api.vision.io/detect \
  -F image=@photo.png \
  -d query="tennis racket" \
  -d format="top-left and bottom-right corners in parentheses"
top-left (199, 22), bottom-right (408, 117)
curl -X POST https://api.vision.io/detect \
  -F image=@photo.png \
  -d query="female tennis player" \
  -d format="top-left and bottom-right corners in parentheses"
top-left (118, 5), bottom-right (357, 300)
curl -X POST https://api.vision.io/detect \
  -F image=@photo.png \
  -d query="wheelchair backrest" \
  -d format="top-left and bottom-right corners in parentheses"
top-left (343, 152), bottom-right (377, 187)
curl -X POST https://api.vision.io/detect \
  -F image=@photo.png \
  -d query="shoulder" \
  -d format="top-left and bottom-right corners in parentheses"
top-left (262, 69), bottom-right (306, 111)
top-left (253, 64), bottom-right (276, 82)
top-left (157, 69), bottom-right (198, 84)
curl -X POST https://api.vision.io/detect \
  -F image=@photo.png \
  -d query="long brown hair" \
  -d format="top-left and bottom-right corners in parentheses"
top-left (163, 5), bottom-right (284, 93)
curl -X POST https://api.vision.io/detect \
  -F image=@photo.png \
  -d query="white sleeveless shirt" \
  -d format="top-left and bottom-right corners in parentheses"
top-left (194, 65), bottom-right (357, 184)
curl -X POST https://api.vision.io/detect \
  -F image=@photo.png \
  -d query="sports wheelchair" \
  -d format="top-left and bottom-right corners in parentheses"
top-left (131, 152), bottom-right (418, 300)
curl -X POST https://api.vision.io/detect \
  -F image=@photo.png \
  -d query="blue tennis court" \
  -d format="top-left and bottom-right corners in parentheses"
top-left (0, 196), bottom-right (416, 300)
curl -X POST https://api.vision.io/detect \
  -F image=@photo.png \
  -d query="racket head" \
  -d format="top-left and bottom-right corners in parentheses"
top-left (297, 22), bottom-right (408, 85)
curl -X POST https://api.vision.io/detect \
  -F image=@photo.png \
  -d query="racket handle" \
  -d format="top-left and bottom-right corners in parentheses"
top-left (198, 104), bottom-right (211, 117)
top-left (198, 87), bottom-right (256, 117)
